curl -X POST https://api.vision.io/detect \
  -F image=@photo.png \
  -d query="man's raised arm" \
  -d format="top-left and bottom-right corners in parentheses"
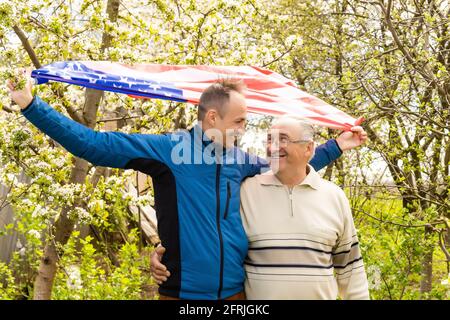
top-left (7, 70), bottom-right (171, 169)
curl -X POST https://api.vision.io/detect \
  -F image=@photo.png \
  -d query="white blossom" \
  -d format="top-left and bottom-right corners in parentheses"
top-left (6, 173), bottom-right (16, 182)
top-left (66, 265), bottom-right (83, 290)
top-left (285, 35), bottom-right (301, 47)
top-left (88, 199), bottom-right (105, 211)
top-left (441, 274), bottom-right (450, 286)
top-left (35, 161), bottom-right (51, 170)
top-left (137, 194), bottom-right (154, 206)
top-left (71, 207), bottom-right (92, 223)
top-left (366, 265), bottom-right (381, 290)
top-left (28, 229), bottom-right (41, 239)
top-left (31, 204), bottom-right (49, 218)
top-left (21, 198), bottom-right (33, 207)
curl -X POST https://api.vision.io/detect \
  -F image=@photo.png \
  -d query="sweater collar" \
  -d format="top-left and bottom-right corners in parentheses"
top-left (256, 164), bottom-right (321, 190)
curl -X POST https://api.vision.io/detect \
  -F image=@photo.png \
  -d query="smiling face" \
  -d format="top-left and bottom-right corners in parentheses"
top-left (267, 117), bottom-right (315, 173)
top-left (199, 80), bottom-right (247, 148)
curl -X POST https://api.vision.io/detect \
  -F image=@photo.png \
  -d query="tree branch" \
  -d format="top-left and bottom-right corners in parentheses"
top-left (378, 0), bottom-right (447, 98)
top-left (438, 230), bottom-right (450, 262)
top-left (12, 25), bottom-right (41, 69)
top-left (1, 104), bottom-right (15, 113)
top-left (65, 105), bottom-right (84, 124)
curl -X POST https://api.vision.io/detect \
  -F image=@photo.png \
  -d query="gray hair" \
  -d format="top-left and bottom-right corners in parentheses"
top-left (272, 115), bottom-right (315, 141)
top-left (272, 115), bottom-right (316, 161)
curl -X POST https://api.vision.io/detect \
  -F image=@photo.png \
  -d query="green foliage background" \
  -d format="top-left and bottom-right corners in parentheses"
top-left (0, 0), bottom-right (449, 299)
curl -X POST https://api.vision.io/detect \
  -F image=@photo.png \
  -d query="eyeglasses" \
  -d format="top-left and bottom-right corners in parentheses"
top-left (265, 135), bottom-right (312, 148)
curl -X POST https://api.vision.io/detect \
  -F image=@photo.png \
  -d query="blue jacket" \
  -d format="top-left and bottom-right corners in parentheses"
top-left (22, 96), bottom-right (342, 299)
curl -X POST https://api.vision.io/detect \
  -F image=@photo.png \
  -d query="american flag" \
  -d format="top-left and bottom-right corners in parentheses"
top-left (31, 61), bottom-right (362, 130)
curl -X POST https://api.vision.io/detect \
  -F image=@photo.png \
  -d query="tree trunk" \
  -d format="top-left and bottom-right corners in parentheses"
top-left (32, 0), bottom-right (119, 300)
top-left (32, 112), bottom-right (100, 300)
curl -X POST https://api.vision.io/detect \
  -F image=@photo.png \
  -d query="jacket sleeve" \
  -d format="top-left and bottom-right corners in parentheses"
top-left (309, 139), bottom-right (342, 171)
top-left (332, 191), bottom-right (370, 300)
top-left (21, 96), bottom-right (172, 168)
top-left (244, 139), bottom-right (342, 177)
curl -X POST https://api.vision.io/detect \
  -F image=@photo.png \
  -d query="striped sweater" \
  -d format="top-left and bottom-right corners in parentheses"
top-left (240, 165), bottom-right (370, 300)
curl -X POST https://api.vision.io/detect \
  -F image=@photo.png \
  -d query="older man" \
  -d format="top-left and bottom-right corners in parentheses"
top-left (240, 116), bottom-right (370, 299)
top-left (153, 116), bottom-right (370, 300)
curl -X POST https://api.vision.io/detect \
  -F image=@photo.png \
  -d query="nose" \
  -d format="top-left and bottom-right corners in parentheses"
top-left (269, 142), bottom-right (280, 155)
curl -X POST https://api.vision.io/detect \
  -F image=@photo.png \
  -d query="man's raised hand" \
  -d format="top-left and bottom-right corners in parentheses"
top-left (6, 68), bottom-right (34, 110)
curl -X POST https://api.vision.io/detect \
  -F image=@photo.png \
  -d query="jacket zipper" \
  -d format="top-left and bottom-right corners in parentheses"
top-left (288, 187), bottom-right (294, 217)
top-left (224, 181), bottom-right (231, 220)
top-left (216, 163), bottom-right (224, 299)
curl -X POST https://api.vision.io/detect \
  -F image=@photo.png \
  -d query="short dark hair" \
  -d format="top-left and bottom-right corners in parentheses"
top-left (197, 78), bottom-right (246, 120)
